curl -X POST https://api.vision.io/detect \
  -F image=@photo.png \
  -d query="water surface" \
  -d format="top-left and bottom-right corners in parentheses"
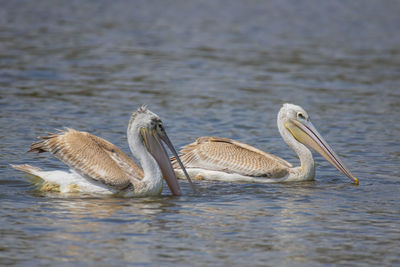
top-left (1, 0), bottom-right (400, 266)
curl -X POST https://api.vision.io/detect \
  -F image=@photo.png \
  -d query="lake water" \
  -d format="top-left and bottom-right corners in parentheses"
top-left (1, 0), bottom-right (400, 266)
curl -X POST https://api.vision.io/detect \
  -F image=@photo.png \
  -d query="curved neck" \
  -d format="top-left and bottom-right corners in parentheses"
top-left (277, 119), bottom-right (315, 180)
top-left (127, 128), bottom-right (163, 186)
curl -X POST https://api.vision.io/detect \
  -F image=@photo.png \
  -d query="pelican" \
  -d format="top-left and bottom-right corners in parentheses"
top-left (172, 103), bottom-right (358, 184)
top-left (11, 106), bottom-right (194, 196)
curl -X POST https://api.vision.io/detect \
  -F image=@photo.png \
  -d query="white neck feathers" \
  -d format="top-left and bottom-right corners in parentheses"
top-left (277, 113), bottom-right (315, 180)
top-left (127, 126), bottom-right (162, 185)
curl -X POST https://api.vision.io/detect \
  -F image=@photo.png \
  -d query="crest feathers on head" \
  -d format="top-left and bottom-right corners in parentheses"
top-left (129, 104), bottom-right (149, 127)
top-left (137, 104), bottom-right (148, 113)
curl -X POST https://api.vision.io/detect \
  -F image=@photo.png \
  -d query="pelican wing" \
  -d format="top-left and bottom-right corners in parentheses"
top-left (29, 128), bottom-right (144, 189)
top-left (173, 137), bottom-right (292, 178)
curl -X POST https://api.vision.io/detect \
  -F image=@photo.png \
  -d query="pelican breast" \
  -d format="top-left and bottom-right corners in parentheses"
top-left (173, 137), bottom-right (292, 178)
top-left (29, 128), bottom-right (144, 189)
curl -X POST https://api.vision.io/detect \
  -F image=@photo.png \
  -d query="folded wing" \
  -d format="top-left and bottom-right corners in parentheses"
top-left (172, 136), bottom-right (292, 178)
top-left (29, 128), bottom-right (144, 189)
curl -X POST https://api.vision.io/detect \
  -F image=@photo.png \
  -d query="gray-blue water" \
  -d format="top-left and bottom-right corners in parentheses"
top-left (1, 0), bottom-right (400, 266)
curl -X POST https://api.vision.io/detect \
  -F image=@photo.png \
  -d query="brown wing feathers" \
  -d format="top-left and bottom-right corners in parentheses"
top-left (28, 128), bottom-right (143, 189)
top-left (174, 136), bottom-right (291, 178)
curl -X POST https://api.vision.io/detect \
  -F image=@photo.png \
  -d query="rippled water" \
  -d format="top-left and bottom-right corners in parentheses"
top-left (1, 0), bottom-right (400, 266)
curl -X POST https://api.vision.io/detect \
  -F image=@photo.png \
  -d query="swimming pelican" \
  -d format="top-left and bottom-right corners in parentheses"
top-left (12, 106), bottom-right (195, 196)
top-left (172, 103), bottom-right (358, 184)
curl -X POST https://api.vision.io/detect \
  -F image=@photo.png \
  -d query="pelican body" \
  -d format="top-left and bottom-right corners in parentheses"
top-left (172, 103), bottom-right (358, 184)
top-left (12, 106), bottom-right (194, 197)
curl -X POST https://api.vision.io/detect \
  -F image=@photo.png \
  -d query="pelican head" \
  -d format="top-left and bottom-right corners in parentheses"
top-left (278, 103), bottom-right (358, 184)
top-left (128, 106), bottom-right (194, 195)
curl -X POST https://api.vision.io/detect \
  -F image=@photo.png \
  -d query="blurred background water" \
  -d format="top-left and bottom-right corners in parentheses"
top-left (1, 0), bottom-right (400, 266)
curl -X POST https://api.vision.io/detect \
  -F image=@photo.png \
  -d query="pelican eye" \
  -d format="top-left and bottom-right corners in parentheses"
top-left (297, 112), bottom-right (306, 120)
top-left (157, 123), bottom-right (164, 131)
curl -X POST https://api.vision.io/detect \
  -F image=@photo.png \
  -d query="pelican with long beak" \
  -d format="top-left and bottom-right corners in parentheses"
top-left (172, 103), bottom-right (358, 184)
top-left (11, 106), bottom-right (194, 196)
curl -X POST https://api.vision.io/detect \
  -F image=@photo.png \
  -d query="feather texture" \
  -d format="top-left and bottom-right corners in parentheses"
top-left (29, 128), bottom-right (144, 189)
top-left (172, 136), bottom-right (292, 178)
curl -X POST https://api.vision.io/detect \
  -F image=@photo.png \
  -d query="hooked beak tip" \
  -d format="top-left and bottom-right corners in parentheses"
top-left (288, 119), bottom-right (359, 186)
